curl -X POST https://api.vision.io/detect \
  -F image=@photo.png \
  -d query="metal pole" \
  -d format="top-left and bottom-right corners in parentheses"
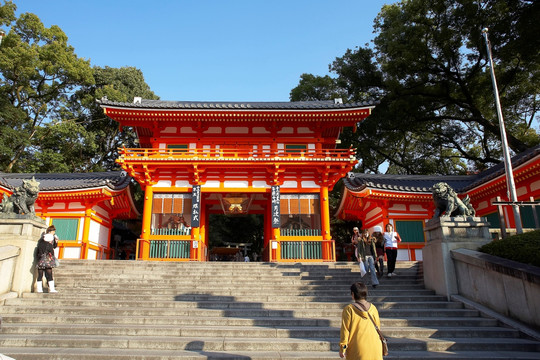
top-left (482, 28), bottom-right (523, 234)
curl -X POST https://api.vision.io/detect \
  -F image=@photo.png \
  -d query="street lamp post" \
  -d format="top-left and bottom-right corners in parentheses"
top-left (482, 28), bottom-right (523, 234)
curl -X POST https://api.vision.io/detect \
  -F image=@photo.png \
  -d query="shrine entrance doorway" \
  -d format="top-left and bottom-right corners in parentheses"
top-left (207, 213), bottom-right (264, 261)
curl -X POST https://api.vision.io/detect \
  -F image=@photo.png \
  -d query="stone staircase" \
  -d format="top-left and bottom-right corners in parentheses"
top-left (1, 260), bottom-right (539, 359)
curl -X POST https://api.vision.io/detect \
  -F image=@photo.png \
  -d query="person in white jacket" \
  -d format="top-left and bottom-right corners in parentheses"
top-left (383, 223), bottom-right (401, 277)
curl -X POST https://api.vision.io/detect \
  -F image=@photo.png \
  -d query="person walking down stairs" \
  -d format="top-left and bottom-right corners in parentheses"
top-left (35, 225), bottom-right (59, 293)
top-left (372, 226), bottom-right (385, 277)
top-left (383, 223), bottom-right (401, 277)
top-left (358, 229), bottom-right (379, 289)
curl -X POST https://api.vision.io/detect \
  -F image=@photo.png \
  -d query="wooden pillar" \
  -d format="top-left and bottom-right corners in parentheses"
top-left (191, 227), bottom-right (199, 260)
top-left (320, 185), bottom-right (331, 260)
top-left (81, 207), bottom-right (92, 259)
top-left (140, 185), bottom-right (153, 260)
top-left (272, 228), bottom-right (280, 262)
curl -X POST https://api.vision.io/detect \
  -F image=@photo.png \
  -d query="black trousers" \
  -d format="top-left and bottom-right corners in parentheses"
top-left (385, 248), bottom-right (398, 274)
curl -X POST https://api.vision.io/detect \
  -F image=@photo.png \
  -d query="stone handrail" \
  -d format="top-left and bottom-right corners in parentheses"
top-left (451, 248), bottom-right (540, 329)
top-left (0, 245), bottom-right (21, 301)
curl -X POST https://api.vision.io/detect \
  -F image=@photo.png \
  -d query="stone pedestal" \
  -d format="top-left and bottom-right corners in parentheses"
top-left (0, 218), bottom-right (47, 296)
top-left (422, 217), bottom-right (491, 300)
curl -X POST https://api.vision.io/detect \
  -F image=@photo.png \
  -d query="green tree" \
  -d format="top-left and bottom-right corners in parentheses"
top-left (73, 66), bottom-right (159, 171)
top-left (291, 0), bottom-right (540, 175)
top-left (290, 73), bottom-right (344, 101)
top-left (0, 3), bottom-right (95, 172)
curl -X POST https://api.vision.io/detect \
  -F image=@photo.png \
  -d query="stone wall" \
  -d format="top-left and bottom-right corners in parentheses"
top-left (422, 217), bottom-right (491, 300)
top-left (452, 248), bottom-right (540, 329)
top-left (0, 218), bottom-right (47, 297)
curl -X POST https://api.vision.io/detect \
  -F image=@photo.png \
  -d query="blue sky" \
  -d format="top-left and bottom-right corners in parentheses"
top-left (15, 0), bottom-right (393, 102)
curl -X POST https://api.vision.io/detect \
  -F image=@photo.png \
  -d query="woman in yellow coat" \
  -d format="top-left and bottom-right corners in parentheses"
top-left (339, 282), bottom-right (383, 360)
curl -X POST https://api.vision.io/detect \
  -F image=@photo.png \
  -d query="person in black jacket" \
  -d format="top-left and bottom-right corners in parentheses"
top-left (35, 225), bottom-right (59, 293)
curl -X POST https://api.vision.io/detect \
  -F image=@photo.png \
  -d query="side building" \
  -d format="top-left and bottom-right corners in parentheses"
top-left (0, 171), bottom-right (139, 260)
top-left (336, 145), bottom-right (540, 261)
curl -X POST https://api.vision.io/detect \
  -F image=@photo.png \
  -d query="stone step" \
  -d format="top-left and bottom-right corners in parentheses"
top-left (3, 348), bottom-right (540, 360)
top-left (20, 291), bottom-right (448, 302)
top-left (0, 313), bottom-right (501, 328)
top-left (0, 304), bottom-right (482, 318)
top-left (0, 334), bottom-right (538, 352)
top-left (52, 279), bottom-right (424, 287)
top-left (2, 260), bottom-right (539, 360)
top-left (0, 323), bottom-right (519, 339)
top-left (35, 287), bottom-right (435, 296)
top-left (5, 298), bottom-right (464, 310)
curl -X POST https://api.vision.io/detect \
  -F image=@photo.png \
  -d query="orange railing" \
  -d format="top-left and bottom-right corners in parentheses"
top-left (57, 242), bottom-right (111, 260)
top-left (265, 239), bottom-right (336, 262)
top-left (118, 147), bottom-right (356, 161)
top-left (136, 238), bottom-right (207, 261)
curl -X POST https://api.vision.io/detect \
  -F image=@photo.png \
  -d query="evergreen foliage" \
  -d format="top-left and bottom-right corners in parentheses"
top-left (291, 0), bottom-right (540, 175)
top-left (479, 230), bottom-right (540, 267)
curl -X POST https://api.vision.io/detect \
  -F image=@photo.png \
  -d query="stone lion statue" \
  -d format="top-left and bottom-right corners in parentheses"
top-left (0, 177), bottom-right (40, 215)
top-left (432, 182), bottom-right (475, 218)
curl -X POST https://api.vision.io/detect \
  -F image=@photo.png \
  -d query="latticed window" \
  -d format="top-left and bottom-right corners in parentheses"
top-left (52, 218), bottom-right (79, 241)
top-left (151, 193), bottom-right (192, 235)
top-left (280, 194), bottom-right (321, 236)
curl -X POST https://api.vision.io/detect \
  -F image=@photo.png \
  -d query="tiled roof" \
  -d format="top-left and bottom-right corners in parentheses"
top-left (0, 171), bottom-right (131, 192)
top-left (344, 173), bottom-right (475, 193)
top-left (98, 98), bottom-right (377, 110)
top-left (344, 145), bottom-right (540, 194)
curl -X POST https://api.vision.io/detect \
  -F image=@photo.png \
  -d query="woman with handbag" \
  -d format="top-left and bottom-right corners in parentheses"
top-left (35, 225), bottom-right (59, 293)
top-left (339, 282), bottom-right (385, 359)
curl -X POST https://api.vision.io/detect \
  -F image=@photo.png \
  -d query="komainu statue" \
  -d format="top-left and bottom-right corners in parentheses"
top-left (432, 182), bottom-right (475, 218)
top-left (0, 177), bottom-right (40, 216)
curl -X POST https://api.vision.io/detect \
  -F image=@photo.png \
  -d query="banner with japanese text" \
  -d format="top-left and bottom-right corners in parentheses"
top-left (271, 185), bottom-right (280, 228)
top-left (191, 185), bottom-right (201, 227)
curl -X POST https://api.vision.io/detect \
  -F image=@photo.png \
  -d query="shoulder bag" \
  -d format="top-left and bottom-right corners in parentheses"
top-left (353, 302), bottom-right (389, 356)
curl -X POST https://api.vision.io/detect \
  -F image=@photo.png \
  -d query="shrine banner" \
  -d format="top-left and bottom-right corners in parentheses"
top-left (191, 185), bottom-right (201, 228)
top-left (271, 185), bottom-right (280, 228)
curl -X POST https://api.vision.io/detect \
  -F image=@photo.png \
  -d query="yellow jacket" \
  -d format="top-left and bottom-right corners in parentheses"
top-left (340, 303), bottom-right (383, 360)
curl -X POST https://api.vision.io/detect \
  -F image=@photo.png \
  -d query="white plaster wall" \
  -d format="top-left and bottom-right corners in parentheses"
top-left (517, 185), bottom-right (529, 197)
top-left (175, 180), bottom-right (191, 187)
top-left (297, 127), bottom-right (314, 134)
top-left (77, 219), bottom-right (84, 241)
top-left (202, 181), bottom-right (220, 188)
top-left (281, 181), bottom-right (298, 188)
top-left (180, 126), bottom-right (197, 134)
top-left (390, 204), bottom-right (406, 211)
top-left (68, 202), bottom-right (84, 210)
top-left (277, 127), bottom-right (294, 134)
top-left (63, 247), bottom-right (81, 259)
top-left (409, 204), bottom-right (426, 212)
top-left (252, 181), bottom-right (268, 188)
top-left (300, 181), bottom-right (319, 188)
top-left (224, 181), bottom-right (249, 188)
top-left (161, 127), bottom-right (176, 134)
top-left (156, 180), bottom-right (172, 187)
top-left (89, 220), bottom-right (109, 247)
top-left (253, 127), bottom-right (270, 134)
top-left (531, 179), bottom-right (540, 192)
top-left (396, 250), bottom-right (409, 261)
top-left (225, 127), bottom-right (248, 134)
top-left (87, 248), bottom-right (97, 260)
